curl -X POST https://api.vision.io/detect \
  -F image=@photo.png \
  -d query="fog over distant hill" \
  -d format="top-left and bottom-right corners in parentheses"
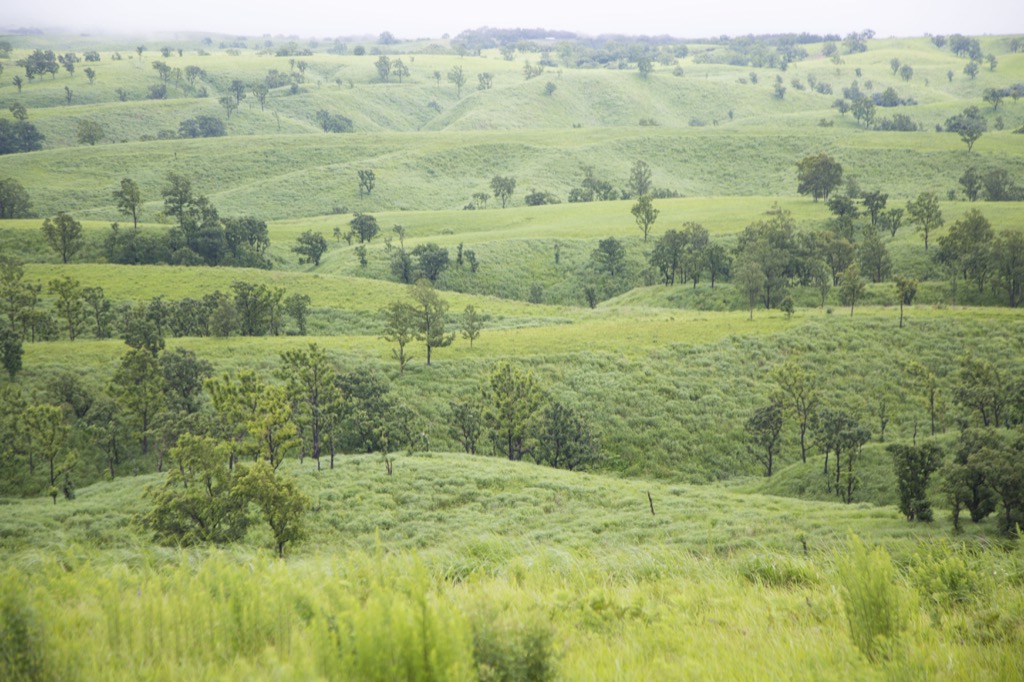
top-left (3, 0), bottom-right (1021, 41)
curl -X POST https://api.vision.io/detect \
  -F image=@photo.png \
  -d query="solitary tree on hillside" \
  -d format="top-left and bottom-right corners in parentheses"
top-left (380, 300), bottom-right (417, 373)
top-left (490, 176), bottom-right (516, 208)
top-left (292, 231), bottom-right (328, 266)
top-left (410, 279), bottom-right (453, 365)
top-left (628, 160), bottom-right (652, 198)
top-left (796, 153), bottom-right (843, 201)
top-left (631, 195), bottom-right (659, 242)
top-left (905, 192), bottom-right (943, 251)
top-left (460, 304), bottom-right (483, 348)
top-left (839, 263), bottom-right (865, 317)
top-left (358, 169), bottom-right (376, 196)
top-left (41, 212), bottom-right (83, 264)
top-left (772, 360), bottom-right (819, 463)
top-left (746, 402), bottom-right (783, 477)
top-left (448, 65), bottom-right (466, 98)
top-left (113, 178), bottom-right (142, 228)
top-left (945, 106), bottom-right (986, 152)
top-left (483, 362), bottom-right (544, 461)
top-left (894, 276), bottom-right (917, 328)
top-left (735, 258), bottom-right (766, 320)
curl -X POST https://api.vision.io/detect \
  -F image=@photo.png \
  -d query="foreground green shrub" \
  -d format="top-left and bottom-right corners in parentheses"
top-left (470, 607), bottom-right (556, 682)
top-left (838, 534), bottom-right (909, 662)
top-left (739, 552), bottom-right (819, 588)
top-left (0, 572), bottom-right (48, 682)
top-left (908, 541), bottom-right (990, 612)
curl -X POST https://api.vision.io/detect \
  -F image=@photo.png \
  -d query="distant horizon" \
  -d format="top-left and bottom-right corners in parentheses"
top-left (2, 0), bottom-right (1021, 44)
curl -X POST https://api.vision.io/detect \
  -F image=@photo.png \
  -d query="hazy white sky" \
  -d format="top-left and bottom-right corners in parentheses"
top-left (3, 0), bottom-right (1022, 40)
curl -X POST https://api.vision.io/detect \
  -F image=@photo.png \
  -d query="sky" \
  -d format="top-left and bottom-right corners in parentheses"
top-left (3, 0), bottom-right (1022, 40)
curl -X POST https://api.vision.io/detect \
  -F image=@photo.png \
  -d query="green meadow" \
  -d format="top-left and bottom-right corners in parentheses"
top-left (2, 28), bottom-right (1024, 680)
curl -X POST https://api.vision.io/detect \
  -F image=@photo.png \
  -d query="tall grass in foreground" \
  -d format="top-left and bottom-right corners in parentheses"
top-left (1, 537), bottom-right (1022, 681)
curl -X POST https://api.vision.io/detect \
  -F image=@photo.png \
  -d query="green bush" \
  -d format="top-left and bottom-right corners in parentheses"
top-left (471, 607), bottom-right (556, 682)
top-left (838, 534), bottom-right (909, 662)
top-left (0, 572), bottom-right (48, 682)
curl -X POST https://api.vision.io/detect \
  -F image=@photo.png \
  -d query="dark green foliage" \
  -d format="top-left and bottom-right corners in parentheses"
top-left (0, 178), bottom-right (32, 219)
top-left (471, 609), bottom-right (555, 682)
top-left (490, 176), bottom-right (516, 208)
top-left (745, 402), bottom-right (783, 476)
top-left (41, 212), bottom-right (83, 264)
top-left (178, 115), bottom-right (226, 138)
top-left (293, 231), bottom-right (328, 266)
top-left (160, 348), bottom-right (213, 415)
top-left (315, 110), bottom-right (353, 133)
top-left (942, 429), bottom-right (1000, 529)
top-left (484, 363), bottom-right (544, 461)
top-left (284, 294), bottom-right (311, 334)
top-left (905, 192), bottom-right (943, 251)
top-left (944, 106), bottom-right (986, 152)
top-left (796, 153), bottom-right (843, 201)
top-left (412, 243), bottom-right (450, 283)
top-left (277, 344), bottom-right (341, 470)
top-left (448, 399), bottom-right (484, 454)
top-left (231, 281), bottom-right (283, 337)
top-left (233, 461), bottom-right (307, 556)
top-left (0, 323), bottom-right (21, 379)
top-left (0, 119), bottom-right (46, 155)
top-left (889, 442), bottom-right (942, 521)
top-left (143, 434), bottom-right (249, 545)
top-left (410, 280), bottom-right (453, 366)
top-left (349, 213), bottom-right (380, 243)
top-left (534, 400), bottom-right (600, 471)
top-left (357, 169), bottom-right (375, 196)
top-left (222, 216), bottom-right (271, 268)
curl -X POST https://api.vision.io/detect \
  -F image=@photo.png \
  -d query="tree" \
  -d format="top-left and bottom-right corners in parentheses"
top-left (0, 322), bottom-right (22, 379)
top-left (746, 402), bottom-right (783, 476)
top-left (143, 434), bottom-right (249, 545)
top-left (839, 263), bottom-right (865, 317)
top-left (250, 82), bottom-right (269, 111)
top-left (631, 195), bottom-right (659, 242)
top-left (993, 230), bottom-right (1024, 307)
top-left (48, 276), bottom-right (85, 341)
top-left (234, 461), bottom-right (308, 556)
top-left (349, 213), bottom-right (379, 242)
top-left (374, 55), bottom-right (391, 82)
top-left (796, 153), bottom-right (843, 201)
top-left (218, 95), bottom-right (237, 119)
top-left (735, 258), bottom-right (766, 320)
top-left (858, 229), bottom-right (892, 283)
top-left (899, 64), bottom-right (914, 82)
top-left (277, 344), bottom-right (341, 470)
top-left (447, 399), bottom-right (483, 454)
top-left (543, 81), bottom-right (557, 96)
top-left (637, 57), bottom-right (653, 79)
top-left (448, 65), bottom-right (466, 98)
top-left (113, 178), bottom-right (142, 228)
top-left (963, 61), bottom-right (979, 80)
top-left (358, 169), bottom-right (376, 196)
top-left (315, 110), bottom-right (353, 133)
top-left (179, 116), bottom-right (226, 138)
top-left (109, 347), bottom-right (166, 464)
top-left (0, 120), bottom-right (45, 154)
top-left (954, 354), bottom-right (1008, 428)
top-left (590, 237), bottom-right (626, 278)
top-left (160, 347), bottom-right (213, 415)
top-left (861, 190), bottom-right (887, 226)
top-left (393, 59), bottom-right (409, 83)
top-left (293, 231), bottom-right (327, 266)
top-left (9, 103), bottom-right (27, 122)
top-left (23, 403), bottom-right (76, 504)
top-left (889, 58), bottom-right (900, 75)
top-left (284, 293), bottom-right (311, 334)
top-left (889, 443), bottom-right (942, 521)
top-left (477, 72), bottom-right (493, 90)
top-left (983, 88), bottom-right (1003, 111)
top-left (773, 360), bottom-right (819, 463)
top-left (41, 212), bottom-right (83, 263)
top-left (380, 300), bottom-right (417, 373)
top-left (76, 119), bottom-right (104, 146)
top-left (412, 243), bottom-right (450, 283)
top-left (851, 98), bottom-right (875, 128)
top-left (0, 178), bottom-right (32, 218)
top-left (483, 362), bottom-right (544, 461)
top-left (535, 400), bottom-right (600, 471)
top-left (705, 243), bottom-right (730, 288)
top-left (971, 434), bottom-right (1024, 534)
top-left (460, 305), bottom-right (482, 347)
top-left (959, 167), bottom-right (983, 202)
top-left (490, 176), bottom-right (516, 208)
top-left (628, 160), bottom-right (652, 198)
top-left (410, 279), bottom-right (454, 366)
top-left (894, 276), bottom-right (917, 328)
top-left (944, 106), bottom-right (986, 152)
top-left (905, 192), bottom-right (943, 251)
